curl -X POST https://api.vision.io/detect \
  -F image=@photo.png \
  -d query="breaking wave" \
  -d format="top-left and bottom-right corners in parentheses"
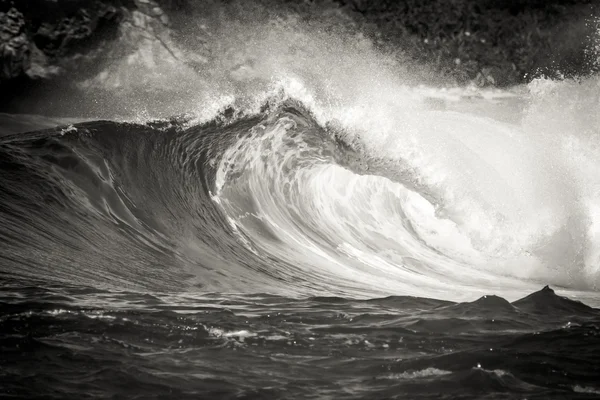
top-left (1, 72), bottom-right (599, 303)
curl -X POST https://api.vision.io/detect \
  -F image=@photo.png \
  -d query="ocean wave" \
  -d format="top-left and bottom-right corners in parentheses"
top-left (1, 77), bottom-right (600, 303)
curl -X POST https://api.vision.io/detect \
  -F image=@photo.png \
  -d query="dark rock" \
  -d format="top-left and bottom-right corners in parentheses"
top-left (0, 0), bottom-right (208, 116)
top-left (0, 8), bottom-right (30, 81)
top-left (0, 1), bottom-right (126, 88)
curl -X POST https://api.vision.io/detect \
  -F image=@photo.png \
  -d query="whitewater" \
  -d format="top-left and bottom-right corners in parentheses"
top-left (1, 14), bottom-right (600, 400)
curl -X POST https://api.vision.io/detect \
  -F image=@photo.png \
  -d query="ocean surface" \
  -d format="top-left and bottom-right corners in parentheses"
top-left (2, 20), bottom-right (600, 398)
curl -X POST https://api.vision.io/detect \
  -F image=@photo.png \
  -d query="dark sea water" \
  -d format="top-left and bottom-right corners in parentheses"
top-left (1, 85), bottom-right (600, 399)
top-left (2, 279), bottom-right (600, 399)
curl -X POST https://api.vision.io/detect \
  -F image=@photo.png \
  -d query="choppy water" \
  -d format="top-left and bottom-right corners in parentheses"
top-left (2, 14), bottom-right (600, 399)
top-left (2, 278), bottom-right (600, 399)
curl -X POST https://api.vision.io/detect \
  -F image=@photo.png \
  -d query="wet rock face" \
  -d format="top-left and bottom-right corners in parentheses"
top-left (0, 0), bottom-right (207, 115)
top-left (0, 0), bottom-right (190, 84)
top-left (0, 8), bottom-right (30, 81)
top-left (0, 1), bottom-right (128, 85)
top-left (32, 6), bottom-right (121, 58)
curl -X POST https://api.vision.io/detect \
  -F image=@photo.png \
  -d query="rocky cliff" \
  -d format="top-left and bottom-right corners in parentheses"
top-left (1, 0), bottom-right (598, 116)
top-left (0, 0), bottom-right (209, 116)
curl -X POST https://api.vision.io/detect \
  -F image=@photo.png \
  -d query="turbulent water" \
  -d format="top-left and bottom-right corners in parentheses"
top-left (2, 17), bottom-right (600, 398)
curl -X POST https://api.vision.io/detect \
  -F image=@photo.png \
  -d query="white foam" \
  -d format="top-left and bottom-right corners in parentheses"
top-left (197, 17), bottom-right (600, 300)
top-left (573, 385), bottom-right (600, 394)
top-left (382, 368), bottom-right (451, 380)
